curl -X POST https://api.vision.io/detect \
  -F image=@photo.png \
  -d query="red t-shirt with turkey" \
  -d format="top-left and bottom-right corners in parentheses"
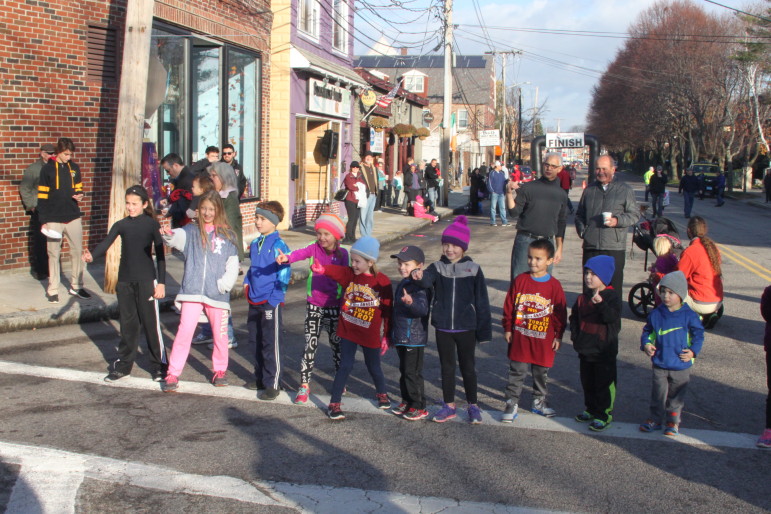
top-left (323, 264), bottom-right (393, 348)
top-left (502, 272), bottom-right (567, 367)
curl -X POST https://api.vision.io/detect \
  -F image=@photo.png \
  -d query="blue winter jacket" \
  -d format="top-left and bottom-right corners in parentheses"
top-left (641, 303), bottom-right (704, 371)
top-left (390, 278), bottom-right (431, 347)
top-left (486, 169), bottom-right (508, 195)
top-left (415, 255), bottom-right (492, 343)
top-left (244, 231), bottom-right (291, 307)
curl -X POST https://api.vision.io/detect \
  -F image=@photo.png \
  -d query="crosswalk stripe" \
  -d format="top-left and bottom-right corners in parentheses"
top-left (0, 360), bottom-right (759, 450)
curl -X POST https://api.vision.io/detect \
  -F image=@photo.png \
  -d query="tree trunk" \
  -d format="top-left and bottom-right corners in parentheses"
top-left (104, 0), bottom-right (155, 293)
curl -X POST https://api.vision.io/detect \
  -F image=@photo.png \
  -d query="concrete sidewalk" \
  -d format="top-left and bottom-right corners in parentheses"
top-left (0, 192), bottom-right (469, 333)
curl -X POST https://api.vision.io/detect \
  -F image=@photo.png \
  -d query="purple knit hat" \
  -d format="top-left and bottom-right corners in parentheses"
top-left (442, 215), bottom-right (470, 251)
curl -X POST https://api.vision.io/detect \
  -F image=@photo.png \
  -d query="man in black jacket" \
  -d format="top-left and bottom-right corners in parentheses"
top-left (160, 153), bottom-right (194, 228)
top-left (679, 167), bottom-right (700, 218)
top-left (424, 158), bottom-right (440, 211)
top-left (222, 143), bottom-right (247, 198)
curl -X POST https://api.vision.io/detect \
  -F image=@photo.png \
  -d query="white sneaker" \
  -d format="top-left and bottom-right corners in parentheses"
top-left (501, 401), bottom-right (518, 423)
top-left (192, 333), bottom-right (212, 345)
top-left (208, 340), bottom-right (238, 350)
top-left (532, 399), bottom-right (556, 418)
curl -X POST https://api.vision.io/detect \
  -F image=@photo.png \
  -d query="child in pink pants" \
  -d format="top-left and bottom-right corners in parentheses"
top-left (413, 195), bottom-right (438, 223)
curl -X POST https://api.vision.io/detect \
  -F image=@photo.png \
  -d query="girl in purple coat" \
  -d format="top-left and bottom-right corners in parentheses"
top-left (276, 213), bottom-right (349, 404)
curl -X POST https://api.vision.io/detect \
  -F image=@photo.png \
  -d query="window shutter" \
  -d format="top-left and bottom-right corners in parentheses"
top-left (87, 25), bottom-right (118, 82)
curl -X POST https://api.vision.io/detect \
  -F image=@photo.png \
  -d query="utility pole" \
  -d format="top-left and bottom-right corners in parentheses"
top-left (441, 0), bottom-right (453, 203)
top-left (517, 89), bottom-right (522, 163)
top-left (501, 52), bottom-right (506, 164)
top-left (104, 0), bottom-right (155, 293)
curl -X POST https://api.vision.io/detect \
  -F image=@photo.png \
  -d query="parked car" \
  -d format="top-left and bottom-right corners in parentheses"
top-left (691, 162), bottom-right (721, 197)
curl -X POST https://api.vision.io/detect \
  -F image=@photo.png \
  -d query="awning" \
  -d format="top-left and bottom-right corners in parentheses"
top-left (290, 47), bottom-right (368, 88)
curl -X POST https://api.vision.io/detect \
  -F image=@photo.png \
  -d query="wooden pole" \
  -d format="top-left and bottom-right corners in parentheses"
top-left (104, 0), bottom-right (155, 293)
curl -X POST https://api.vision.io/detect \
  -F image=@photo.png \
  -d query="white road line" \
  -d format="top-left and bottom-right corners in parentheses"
top-left (0, 441), bottom-right (557, 514)
top-left (0, 360), bottom-right (759, 450)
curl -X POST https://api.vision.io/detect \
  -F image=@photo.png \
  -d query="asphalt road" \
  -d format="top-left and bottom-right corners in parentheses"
top-left (1, 172), bottom-right (769, 513)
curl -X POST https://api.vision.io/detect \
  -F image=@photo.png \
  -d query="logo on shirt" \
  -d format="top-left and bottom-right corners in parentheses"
top-left (341, 283), bottom-right (380, 328)
top-left (514, 292), bottom-right (553, 339)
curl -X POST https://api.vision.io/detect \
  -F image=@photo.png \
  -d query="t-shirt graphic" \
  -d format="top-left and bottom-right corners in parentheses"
top-left (342, 283), bottom-right (380, 328)
top-left (514, 292), bottom-right (553, 339)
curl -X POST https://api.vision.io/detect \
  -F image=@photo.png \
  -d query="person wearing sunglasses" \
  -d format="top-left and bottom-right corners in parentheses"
top-left (221, 143), bottom-right (247, 198)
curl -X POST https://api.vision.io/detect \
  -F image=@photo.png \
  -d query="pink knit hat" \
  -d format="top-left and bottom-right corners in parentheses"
top-left (314, 213), bottom-right (345, 240)
top-left (442, 215), bottom-right (470, 250)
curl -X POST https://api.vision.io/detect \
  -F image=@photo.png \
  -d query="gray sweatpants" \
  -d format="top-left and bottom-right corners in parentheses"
top-left (649, 365), bottom-right (691, 425)
top-left (505, 360), bottom-right (549, 404)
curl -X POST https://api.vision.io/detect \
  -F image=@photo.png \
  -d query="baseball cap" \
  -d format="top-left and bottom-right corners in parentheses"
top-left (41, 143), bottom-right (55, 153)
top-left (390, 245), bottom-right (425, 263)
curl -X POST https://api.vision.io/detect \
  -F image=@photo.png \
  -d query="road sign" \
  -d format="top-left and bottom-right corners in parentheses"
top-left (478, 129), bottom-right (500, 147)
top-left (545, 132), bottom-right (585, 149)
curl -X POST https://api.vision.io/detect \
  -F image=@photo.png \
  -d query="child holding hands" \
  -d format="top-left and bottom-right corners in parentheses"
top-left (639, 271), bottom-right (704, 436)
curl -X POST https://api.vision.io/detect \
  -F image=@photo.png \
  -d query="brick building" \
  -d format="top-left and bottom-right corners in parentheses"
top-left (0, 0), bottom-right (271, 273)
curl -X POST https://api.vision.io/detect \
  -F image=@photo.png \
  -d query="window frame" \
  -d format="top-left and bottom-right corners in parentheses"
top-left (457, 109), bottom-right (468, 130)
top-left (403, 74), bottom-right (424, 94)
top-left (332, 0), bottom-right (348, 53)
top-left (298, 0), bottom-right (320, 40)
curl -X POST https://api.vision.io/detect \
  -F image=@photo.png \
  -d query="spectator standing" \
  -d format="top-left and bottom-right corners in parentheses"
top-left (424, 158), bottom-right (440, 211)
top-left (486, 161), bottom-right (509, 227)
top-left (679, 167), bottom-right (700, 218)
top-left (643, 166), bottom-right (654, 202)
top-left (19, 142), bottom-right (54, 279)
top-left (574, 154), bottom-right (638, 295)
top-left (37, 137), bottom-right (90, 303)
top-left (221, 143), bottom-right (247, 198)
top-left (557, 166), bottom-right (574, 214)
top-left (358, 153), bottom-right (378, 238)
top-left (715, 170), bottom-right (726, 207)
top-left (342, 161), bottom-right (366, 243)
top-left (160, 153), bottom-right (194, 228)
top-left (648, 166), bottom-right (668, 217)
top-left (190, 145), bottom-right (220, 175)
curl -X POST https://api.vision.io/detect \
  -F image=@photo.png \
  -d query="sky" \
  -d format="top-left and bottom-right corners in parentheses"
top-left (354, 0), bottom-right (737, 132)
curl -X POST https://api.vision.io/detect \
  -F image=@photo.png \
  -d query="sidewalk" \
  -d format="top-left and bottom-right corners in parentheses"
top-left (0, 192), bottom-right (469, 333)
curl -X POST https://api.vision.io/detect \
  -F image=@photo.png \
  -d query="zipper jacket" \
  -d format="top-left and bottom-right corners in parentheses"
top-left (641, 303), bottom-right (704, 371)
top-left (243, 231), bottom-right (291, 307)
top-left (391, 278), bottom-right (431, 347)
top-left (37, 159), bottom-right (83, 224)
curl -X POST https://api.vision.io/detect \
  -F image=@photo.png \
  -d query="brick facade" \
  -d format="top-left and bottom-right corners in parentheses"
top-left (0, 0), bottom-right (271, 272)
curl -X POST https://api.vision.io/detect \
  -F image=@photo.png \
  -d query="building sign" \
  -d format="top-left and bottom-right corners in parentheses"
top-left (478, 129), bottom-right (500, 147)
top-left (546, 132), bottom-right (585, 149)
top-left (370, 128), bottom-right (384, 153)
top-left (308, 78), bottom-right (351, 118)
top-left (360, 90), bottom-right (377, 107)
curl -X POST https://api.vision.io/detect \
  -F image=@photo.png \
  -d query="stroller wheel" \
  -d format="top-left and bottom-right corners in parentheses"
top-left (628, 282), bottom-right (656, 319)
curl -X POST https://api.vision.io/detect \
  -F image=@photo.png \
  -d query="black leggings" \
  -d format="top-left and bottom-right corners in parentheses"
top-left (435, 330), bottom-right (478, 404)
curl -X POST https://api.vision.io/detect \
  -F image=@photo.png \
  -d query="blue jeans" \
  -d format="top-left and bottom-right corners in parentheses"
top-left (427, 186), bottom-right (438, 210)
top-left (330, 338), bottom-right (386, 404)
top-left (651, 193), bottom-right (664, 217)
top-left (200, 315), bottom-right (236, 342)
top-left (489, 192), bottom-right (508, 225)
top-left (510, 231), bottom-right (555, 281)
top-left (716, 187), bottom-right (725, 206)
top-left (358, 194), bottom-right (376, 238)
top-left (683, 191), bottom-right (695, 217)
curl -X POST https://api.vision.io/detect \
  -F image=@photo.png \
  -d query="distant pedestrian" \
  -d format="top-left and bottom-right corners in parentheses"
top-left (639, 271), bottom-right (704, 437)
top-left (715, 170), bottom-right (726, 207)
top-left (358, 153), bottom-right (378, 238)
top-left (486, 161), bottom-right (509, 227)
top-left (412, 216), bottom-right (492, 424)
top-left (758, 284), bottom-right (771, 448)
top-left (425, 158), bottom-right (440, 211)
top-left (342, 161), bottom-right (367, 243)
top-left (569, 255), bottom-right (621, 432)
top-left (19, 142), bottom-right (54, 280)
top-left (764, 169), bottom-right (771, 203)
top-left (500, 239), bottom-right (567, 424)
top-left (557, 166), bottom-right (574, 214)
top-left (643, 166), bottom-right (654, 202)
top-left (649, 166), bottom-right (667, 217)
top-left (83, 185), bottom-right (167, 383)
top-left (161, 191), bottom-right (239, 392)
top-left (311, 237), bottom-right (394, 421)
top-left (389, 245), bottom-right (432, 421)
top-left (679, 166), bottom-right (700, 218)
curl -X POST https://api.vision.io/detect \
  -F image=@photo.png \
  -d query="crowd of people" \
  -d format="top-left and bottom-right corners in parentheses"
top-left (17, 141), bottom-right (770, 449)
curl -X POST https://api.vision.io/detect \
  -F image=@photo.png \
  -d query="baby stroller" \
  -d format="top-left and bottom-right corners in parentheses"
top-left (628, 215), bottom-right (682, 319)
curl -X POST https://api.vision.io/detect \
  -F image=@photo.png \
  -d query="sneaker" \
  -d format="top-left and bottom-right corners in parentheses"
top-left (47, 293), bottom-right (59, 304)
top-left (208, 339), bottom-right (238, 350)
top-left (151, 369), bottom-right (166, 382)
top-left (639, 420), bottom-right (663, 432)
top-left (260, 388), bottom-right (281, 401)
top-left (589, 419), bottom-right (610, 432)
top-left (192, 333), bottom-right (212, 345)
top-left (575, 411), bottom-right (594, 423)
top-left (531, 399), bottom-right (556, 418)
top-left (68, 288), bottom-right (91, 299)
top-left (245, 380), bottom-right (264, 391)
top-left (403, 408), bottom-right (429, 421)
top-left (162, 375), bottom-right (179, 392)
top-left (294, 385), bottom-right (310, 404)
top-left (503, 223), bottom-right (511, 227)
top-left (433, 403), bottom-right (457, 423)
top-left (104, 370), bottom-right (127, 382)
top-left (376, 393), bottom-right (391, 410)
top-left (211, 370), bottom-right (228, 387)
top-left (756, 428), bottom-right (771, 448)
top-left (391, 402), bottom-right (408, 415)
top-left (501, 401), bottom-right (518, 423)
top-left (328, 402), bottom-right (345, 420)
top-left (468, 404), bottom-right (483, 424)
top-left (663, 422), bottom-right (679, 437)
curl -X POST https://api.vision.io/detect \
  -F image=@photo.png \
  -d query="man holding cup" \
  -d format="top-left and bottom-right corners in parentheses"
top-left (575, 154), bottom-right (638, 294)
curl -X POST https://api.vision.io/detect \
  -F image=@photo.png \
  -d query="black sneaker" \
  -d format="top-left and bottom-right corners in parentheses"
top-left (68, 288), bottom-right (92, 299)
top-left (151, 369), bottom-right (166, 382)
top-left (104, 370), bottom-right (127, 382)
top-left (260, 388), bottom-right (280, 401)
top-left (328, 403), bottom-right (345, 420)
top-left (46, 293), bottom-right (59, 304)
top-left (245, 380), bottom-right (264, 391)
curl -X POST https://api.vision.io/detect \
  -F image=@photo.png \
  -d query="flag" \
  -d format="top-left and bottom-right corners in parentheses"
top-left (376, 79), bottom-right (401, 108)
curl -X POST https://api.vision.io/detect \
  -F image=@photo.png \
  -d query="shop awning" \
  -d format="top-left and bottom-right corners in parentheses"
top-left (290, 47), bottom-right (368, 89)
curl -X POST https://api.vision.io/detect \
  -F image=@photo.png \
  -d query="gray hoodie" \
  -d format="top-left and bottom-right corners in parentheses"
top-left (575, 180), bottom-right (638, 251)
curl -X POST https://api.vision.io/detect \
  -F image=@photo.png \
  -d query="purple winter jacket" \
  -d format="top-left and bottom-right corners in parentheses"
top-left (288, 242), bottom-right (349, 308)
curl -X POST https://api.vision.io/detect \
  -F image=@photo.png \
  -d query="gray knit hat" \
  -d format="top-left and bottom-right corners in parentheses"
top-left (658, 271), bottom-right (688, 301)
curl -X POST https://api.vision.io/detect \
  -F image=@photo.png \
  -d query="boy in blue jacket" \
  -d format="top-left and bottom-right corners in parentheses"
top-left (389, 245), bottom-right (432, 421)
top-left (244, 202), bottom-right (291, 401)
top-left (639, 271), bottom-right (704, 436)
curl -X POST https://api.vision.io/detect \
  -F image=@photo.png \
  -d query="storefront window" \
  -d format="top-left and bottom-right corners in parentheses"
top-left (147, 28), bottom-right (185, 161)
top-left (226, 48), bottom-right (260, 198)
top-left (192, 46), bottom-right (221, 159)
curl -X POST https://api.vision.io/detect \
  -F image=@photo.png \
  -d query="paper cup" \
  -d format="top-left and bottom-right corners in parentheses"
top-left (41, 227), bottom-right (62, 239)
top-left (602, 212), bottom-right (612, 225)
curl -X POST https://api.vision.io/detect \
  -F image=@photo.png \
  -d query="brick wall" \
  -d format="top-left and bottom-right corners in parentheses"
top-left (0, 0), bottom-right (271, 273)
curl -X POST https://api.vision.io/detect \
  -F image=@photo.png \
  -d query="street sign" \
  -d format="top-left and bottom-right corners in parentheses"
top-left (370, 128), bottom-right (384, 153)
top-left (478, 129), bottom-right (500, 147)
top-left (545, 132), bottom-right (585, 149)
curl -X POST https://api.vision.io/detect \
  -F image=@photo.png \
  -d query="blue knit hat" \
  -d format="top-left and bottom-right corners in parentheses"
top-left (584, 255), bottom-right (615, 287)
top-left (351, 236), bottom-right (380, 262)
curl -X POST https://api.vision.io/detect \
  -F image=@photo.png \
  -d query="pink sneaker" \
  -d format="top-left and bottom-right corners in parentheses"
top-left (757, 428), bottom-right (771, 448)
top-left (295, 385), bottom-right (310, 404)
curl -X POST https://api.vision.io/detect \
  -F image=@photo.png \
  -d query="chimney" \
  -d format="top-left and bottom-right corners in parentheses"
top-left (401, 47), bottom-right (408, 56)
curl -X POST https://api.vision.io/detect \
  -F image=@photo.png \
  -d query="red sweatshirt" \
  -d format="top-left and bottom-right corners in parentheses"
top-left (502, 273), bottom-right (567, 367)
top-left (678, 237), bottom-right (723, 303)
top-left (323, 264), bottom-right (393, 348)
